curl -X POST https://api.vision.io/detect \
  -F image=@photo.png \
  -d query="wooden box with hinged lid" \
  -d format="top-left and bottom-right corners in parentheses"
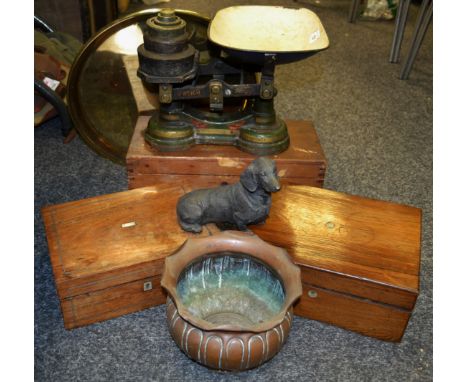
top-left (252, 186), bottom-right (421, 342)
top-left (42, 184), bottom-right (420, 341)
top-left (41, 184), bottom-right (202, 329)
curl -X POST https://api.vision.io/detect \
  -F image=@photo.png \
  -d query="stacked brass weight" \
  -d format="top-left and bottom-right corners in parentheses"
top-left (137, 9), bottom-right (199, 151)
top-left (137, 10), bottom-right (198, 83)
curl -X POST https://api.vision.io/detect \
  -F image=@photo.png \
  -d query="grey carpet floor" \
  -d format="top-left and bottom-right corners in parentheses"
top-left (34, 1), bottom-right (432, 381)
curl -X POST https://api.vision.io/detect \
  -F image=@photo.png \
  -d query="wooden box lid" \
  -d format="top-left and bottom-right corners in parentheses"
top-left (41, 185), bottom-right (200, 299)
top-left (252, 186), bottom-right (421, 310)
top-left (126, 116), bottom-right (326, 179)
top-left (42, 184), bottom-right (421, 311)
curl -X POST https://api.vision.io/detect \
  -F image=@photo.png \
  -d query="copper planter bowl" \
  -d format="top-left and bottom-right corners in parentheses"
top-left (161, 231), bottom-right (302, 371)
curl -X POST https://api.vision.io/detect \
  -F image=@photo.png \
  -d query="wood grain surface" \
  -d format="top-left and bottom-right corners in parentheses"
top-left (252, 185), bottom-right (421, 310)
top-left (295, 283), bottom-right (411, 342)
top-left (61, 276), bottom-right (166, 329)
top-left (126, 116), bottom-right (327, 189)
top-left (42, 184), bottom-right (421, 337)
top-left (128, 174), bottom-right (324, 191)
top-left (42, 184), bottom-right (207, 299)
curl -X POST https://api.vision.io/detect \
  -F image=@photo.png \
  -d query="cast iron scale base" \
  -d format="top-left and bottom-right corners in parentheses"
top-left (137, 7), bottom-right (328, 155)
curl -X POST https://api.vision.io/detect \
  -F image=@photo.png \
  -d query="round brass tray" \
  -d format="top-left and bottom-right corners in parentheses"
top-left (67, 9), bottom-right (210, 164)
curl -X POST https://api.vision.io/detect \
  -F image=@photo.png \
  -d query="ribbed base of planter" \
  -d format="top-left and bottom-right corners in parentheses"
top-left (166, 298), bottom-right (293, 371)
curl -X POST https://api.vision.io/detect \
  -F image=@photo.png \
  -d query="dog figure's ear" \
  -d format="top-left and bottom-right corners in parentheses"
top-left (240, 163), bottom-right (258, 192)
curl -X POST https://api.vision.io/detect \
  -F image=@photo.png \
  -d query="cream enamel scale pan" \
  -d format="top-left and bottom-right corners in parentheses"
top-left (207, 6), bottom-right (329, 65)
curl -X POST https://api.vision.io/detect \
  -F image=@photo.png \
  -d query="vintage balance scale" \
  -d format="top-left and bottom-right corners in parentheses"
top-left (137, 6), bottom-right (329, 155)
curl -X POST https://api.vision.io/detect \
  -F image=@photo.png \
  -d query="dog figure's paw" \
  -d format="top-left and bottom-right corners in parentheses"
top-left (235, 224), bottom-right (250, 232)
top-left (179, 221), bottom-right (203, 233)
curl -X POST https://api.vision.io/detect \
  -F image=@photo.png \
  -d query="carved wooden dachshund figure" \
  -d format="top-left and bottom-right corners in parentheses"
top-left (176, 157), bottom-right (281, 233)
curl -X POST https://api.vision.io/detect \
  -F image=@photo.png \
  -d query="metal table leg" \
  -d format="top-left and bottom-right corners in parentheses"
top-left (400, 0), bottom-right (432, 79)
top-left (348, 0), bottom-right (361, 23)
top-left (389, 0), bottom-right (411, 63)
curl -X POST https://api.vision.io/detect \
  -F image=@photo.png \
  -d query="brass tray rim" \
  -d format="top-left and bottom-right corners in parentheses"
top-left (67, 8), bottom-right (210, 165)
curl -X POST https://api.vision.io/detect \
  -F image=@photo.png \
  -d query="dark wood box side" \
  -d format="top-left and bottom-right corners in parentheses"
top-left (128, 173), bottom-right (324, 191)
top-left (61, 276), bottom-right (166, 329)
top-left (62, 277), bottom-right (412, 339)
top-left (295, 283), bottom-right (411, 342)
top-left (42, 206), bottom-right (69, 300)
top-left (299, 266), bottom-right (418, 310)
top-left (52, 255), bottom-right (166, 299)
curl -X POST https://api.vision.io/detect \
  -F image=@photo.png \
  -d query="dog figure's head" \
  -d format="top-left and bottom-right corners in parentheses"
top-left (240, 157), bottom-right (281, 193)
